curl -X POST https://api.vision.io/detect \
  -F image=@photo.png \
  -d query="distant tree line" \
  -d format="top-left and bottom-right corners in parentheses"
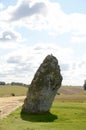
top-left (0, 81), bottom-right (28, 87)
top-left (11, 82), bottom-right (27, 86)
top-left (0, 81), bottom-right (6, 85)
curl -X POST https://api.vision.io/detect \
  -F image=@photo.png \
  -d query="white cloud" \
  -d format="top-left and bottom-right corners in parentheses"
top-left (62, 59), bottom-right (86, 86)
top-left (71, 35), bottom-right (86, 43)
top-left (0, 43), bottom-right (73, 84)
top-left (61, 64), bottom-right (69, 71)
top-left (70, 13), bottom-right (86, 35)
top-left (9, 0), bottom-right (47, 21)
top-left (1, 0), bottom-right (86, 38)
top-left (0, 42), bottom-right (21, 50)
top-left (0, 30), bottom-right (23, 42)
top-left (0, 42), bottom-right (85, 85)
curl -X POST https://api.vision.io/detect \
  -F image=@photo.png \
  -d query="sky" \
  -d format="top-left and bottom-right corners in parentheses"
top-left (0, 0), bottom-right (86, 86)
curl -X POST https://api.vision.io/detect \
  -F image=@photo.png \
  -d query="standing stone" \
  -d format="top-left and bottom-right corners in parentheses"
top-left (22, 54), bottom-right (62, 113)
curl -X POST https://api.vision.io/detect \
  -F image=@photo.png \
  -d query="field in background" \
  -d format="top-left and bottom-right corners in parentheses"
top-left (0, 85), bottom-right (28, 97)
top-left (0, 85), bottom-right (85, 96)
top-left (0, 85), bottom-right (86, 102)
top-left (58, 85), bottom-right (84, 95)
top-left (56, 85), bottom-right (86, 102)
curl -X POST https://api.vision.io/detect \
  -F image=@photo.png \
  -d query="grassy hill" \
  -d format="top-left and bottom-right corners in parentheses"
top-left (0, 85), bottom-right (28, 97)
top-left (58, 86), bottom-right (84, 95)
top-left (0, 85), bottom-right (85, 97)
top-left (56, 86), bottom-right (86, 102)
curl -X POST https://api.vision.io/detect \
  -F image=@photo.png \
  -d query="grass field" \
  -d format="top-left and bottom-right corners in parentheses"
top-left (0, 85), bottom-right (86, 130)
top-left (0, 85), bottom-right (28, 97)
top-left (0, 101), bottom-right (86, 130)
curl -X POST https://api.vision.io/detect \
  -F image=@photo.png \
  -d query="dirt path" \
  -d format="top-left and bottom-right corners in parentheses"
top-left (0, 96), bottom-right (25, 119)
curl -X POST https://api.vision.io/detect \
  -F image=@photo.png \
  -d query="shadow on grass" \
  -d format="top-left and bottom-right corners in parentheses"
top-left (21, 111), bottom-right (58, 122)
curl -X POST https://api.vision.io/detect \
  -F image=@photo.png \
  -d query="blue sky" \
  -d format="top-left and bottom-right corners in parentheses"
top-left (0, 0), bottom-right (86, 85)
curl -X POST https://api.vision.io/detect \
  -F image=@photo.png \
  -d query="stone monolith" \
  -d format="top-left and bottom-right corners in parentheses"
top-left (22, 54), bottom-right (62, 113)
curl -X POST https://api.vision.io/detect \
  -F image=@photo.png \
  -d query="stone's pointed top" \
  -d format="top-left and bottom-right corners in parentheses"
top-left (44, 54), bottom-right (57, 60)
top-left (22, 54), bottom-right (62, 114)
top-left (43, 54), bottom-right (58, 64)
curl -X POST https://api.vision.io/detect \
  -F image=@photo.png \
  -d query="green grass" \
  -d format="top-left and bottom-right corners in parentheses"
top-left (0, 85), bottom-right (28, 97)
top-left (0, 101), bottom-right (86, 130)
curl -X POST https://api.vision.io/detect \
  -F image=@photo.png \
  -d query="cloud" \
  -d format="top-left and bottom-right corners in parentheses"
top-left (9, 0), bottom-right (47, 21)
top-left (7, 56), bottom-right (22, 64)
top-left (9, 0), bottom-right (86, 37)
top-left (0, 30), bottom-right (22, 42)
top-left (0, 31), bottom-right (17, 41)
top-left (0, 42), bottom-right (86, 85)
top-left (1, 0), bottom-right (86, 38)
top-left (60, 64), bottom-right (69, 71)
top-left (71, 35), bottom-right (86, 43)
top-left (0, 43), bottom-right (73, 84)
top-left (62, 59), bottom-right (86, 86)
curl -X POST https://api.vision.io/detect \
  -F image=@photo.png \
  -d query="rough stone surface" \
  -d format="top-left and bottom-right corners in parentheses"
top-left (22, 54), bottom-right (62, 113)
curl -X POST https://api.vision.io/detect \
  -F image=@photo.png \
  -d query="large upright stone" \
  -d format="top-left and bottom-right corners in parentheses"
top-left (22, 55), bottom-right (62, 113)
